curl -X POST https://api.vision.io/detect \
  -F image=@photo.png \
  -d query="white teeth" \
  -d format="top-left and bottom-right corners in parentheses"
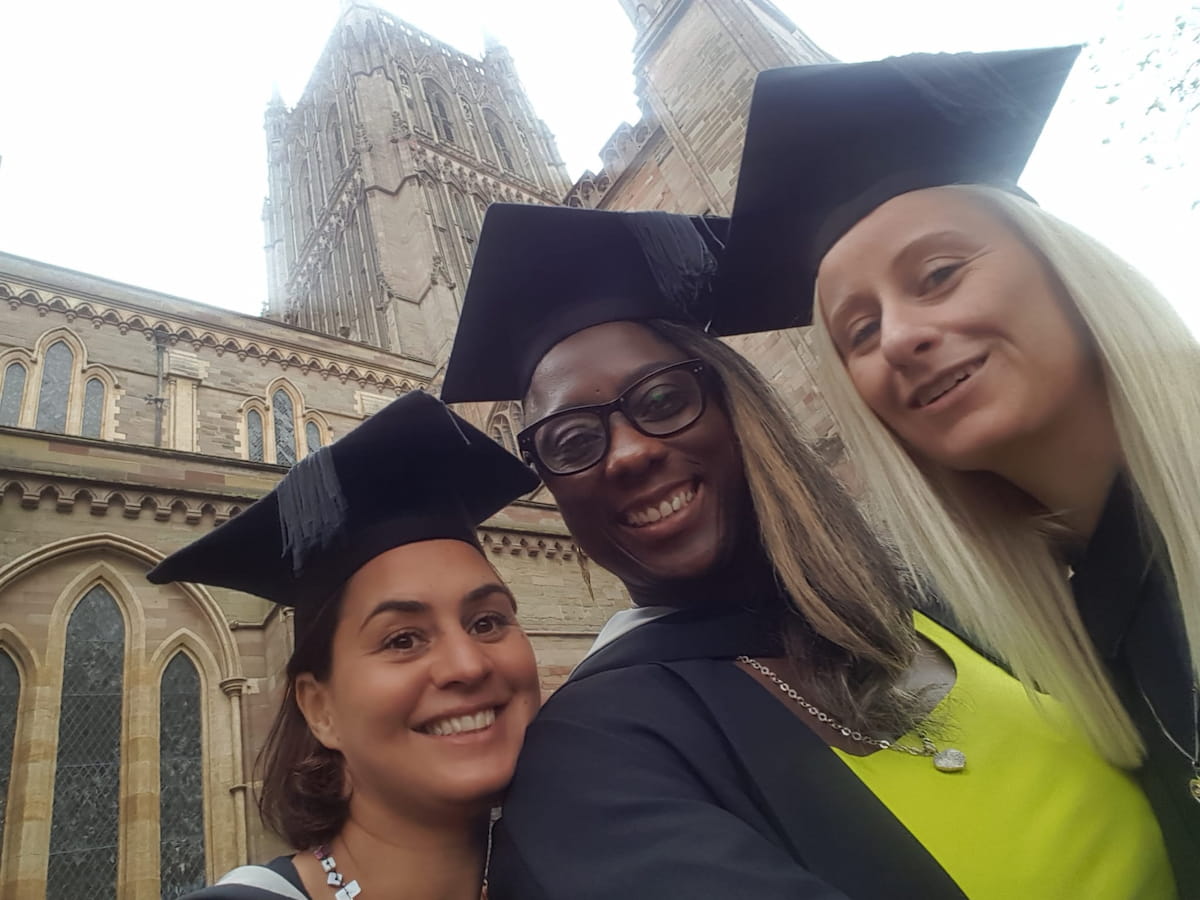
top-left (424, 707), bottom-right (496, 736)
top-left (917, 363), bottom-right (980, 407)
top-left (625, 488), bottom-right (697, 527)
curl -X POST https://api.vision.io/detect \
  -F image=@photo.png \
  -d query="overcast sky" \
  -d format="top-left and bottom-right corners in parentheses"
top-left (0, 1), bottom-right (1195, 329)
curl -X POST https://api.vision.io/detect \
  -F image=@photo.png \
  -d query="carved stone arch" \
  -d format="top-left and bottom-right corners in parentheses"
top-left (33, 325), bottom-right (87, 362)
top-left (301, 409), bottom-right (332, 456)
top-left (238, 396), bottom-right (268, 464)
top-left (19, 289), bottom-right (42, 306)
top-left (265, 377), bottom-right (303, 466)
top-left (147, 628), bottom-right (224, 691)
top-left (421, 77), bottom-right (458, 144)
top-left (0, 478), bottom-right (27, 505)
top-left (79, 361), bottom-right (121, 439)
top-left (0, 532), bottom-right (240, 680)
top-left (0, 622), bottom-right (39, 682)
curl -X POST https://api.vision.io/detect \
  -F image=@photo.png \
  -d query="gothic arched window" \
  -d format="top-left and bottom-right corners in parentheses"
top-left (485, 111), bottom-right (516, 173)
top-left (424, 81), bottom-right (455, 143)
top-left (305, 421), bottom-right (323, 455)
top-left (489, 414), bottom-right (517, 454)
top-left (449, 187), bottom-right (475, 241)
top-left (81, 377), bottom-right (105, 438)
top-left (246, 409), bottom-right (265, 463)
top-left (35, 340), bottom-right (74, 433)
top-left (0, 361), bottom-right (26, 426)
top-left (328, 107), bottom-right (345, 172)
top-left (0, 650), bottom-right (19, 855)
top-left (159, 653), bottom-right (205, 899)
top-left (273, 390), bottom-right (297, 467)
top-left (47, 585), bottom-right (124, 898)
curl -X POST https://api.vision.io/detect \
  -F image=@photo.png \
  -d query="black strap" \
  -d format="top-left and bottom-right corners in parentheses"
top-left (657, 659), bottom-right (968, 900)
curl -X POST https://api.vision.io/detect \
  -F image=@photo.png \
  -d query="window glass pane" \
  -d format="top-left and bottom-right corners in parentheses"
top-left (0, 651), bottom-right (19, 853)
top-left (305, 421), bottom-right (322, 454)
top-left (273, 390), bottom-right (296, 467)
top-left (247, 410), bottom-right (264, 462)
top-left (487, 114), bottom-right (516, 172)
top-left (81, 378), bottom-right (105, 438)
top-left (48, 585), bottom-right (124, 900)
top-left (36, 341), bottom-right (74, 433)
top-left (159, 654), bottom-right (205, 899)
top-left (0, 362), bottom-right (27, 426)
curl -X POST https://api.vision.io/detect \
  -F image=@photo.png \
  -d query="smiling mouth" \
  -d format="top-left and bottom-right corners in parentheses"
top-left (622, 482), bottom-right (698, 528)
top-left (912, 358), bottom-right (986, 408)
top-left (417, 707), bottom-right (498, 737)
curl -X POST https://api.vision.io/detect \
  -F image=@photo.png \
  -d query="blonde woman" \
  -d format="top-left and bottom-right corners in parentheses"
top-left (719, 46), bottom-right (1200, 891)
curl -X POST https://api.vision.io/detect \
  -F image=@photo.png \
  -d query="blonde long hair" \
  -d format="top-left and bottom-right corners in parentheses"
top-left (646, 319), bottom-right (920, 736)
top-left (811, 183), bottom-right (1200, 768)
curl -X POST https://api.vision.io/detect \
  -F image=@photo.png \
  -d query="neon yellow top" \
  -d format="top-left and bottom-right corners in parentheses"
top-left (834, 614), bottom-right (1176, 899)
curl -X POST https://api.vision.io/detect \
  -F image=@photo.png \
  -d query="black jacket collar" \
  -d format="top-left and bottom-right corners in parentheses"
top-left (1070, 476), bottom-right (1197, 755)
top-left (572, 605), bottom-right (783, 682)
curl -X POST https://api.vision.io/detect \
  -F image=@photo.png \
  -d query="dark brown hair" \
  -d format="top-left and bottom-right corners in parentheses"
top-left (646, 319), bottom-right (921, 734)
top-left (256, 596), bottom-right (349, 850)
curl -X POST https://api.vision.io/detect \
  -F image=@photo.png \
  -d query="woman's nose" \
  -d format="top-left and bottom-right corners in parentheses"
top-left (879, 309), bottom-right (942, 368)
top-left (603, 413), bottom-right (667, 479)
top-left (430, 630), bottom-right (493, 688)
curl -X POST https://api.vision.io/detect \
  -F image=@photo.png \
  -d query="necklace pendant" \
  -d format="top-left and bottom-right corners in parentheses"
top-left (335, 880), bottom-right (362, 900)
top-left (1189, 775), bottom-right (1200, 803)
top-left (932, 748), bottom-right (967, 772)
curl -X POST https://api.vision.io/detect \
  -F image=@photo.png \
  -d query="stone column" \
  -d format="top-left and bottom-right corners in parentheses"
top-left (220, 677), bottom-right (250, 867)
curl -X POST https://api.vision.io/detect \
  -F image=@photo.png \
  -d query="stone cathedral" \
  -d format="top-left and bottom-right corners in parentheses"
top-left (0, 1), bottom-right (840, 896)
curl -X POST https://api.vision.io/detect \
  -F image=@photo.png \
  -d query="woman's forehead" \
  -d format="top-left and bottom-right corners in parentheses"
top-left (525, 321), bottom-right (686, 416)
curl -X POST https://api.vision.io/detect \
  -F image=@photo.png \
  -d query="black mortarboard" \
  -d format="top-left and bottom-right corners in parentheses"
top-left (440, 204), bottom-right (728, 403)
top-left (714, 45), bottom-right (1081, 333)
top-left (147, 391), bottom-right (538, 635)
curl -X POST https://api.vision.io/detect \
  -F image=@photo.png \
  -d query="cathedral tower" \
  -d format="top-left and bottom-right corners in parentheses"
top-left (567, 1), bottom-right (841, 461)
top-left (262, 3), bottom-right (572, 369)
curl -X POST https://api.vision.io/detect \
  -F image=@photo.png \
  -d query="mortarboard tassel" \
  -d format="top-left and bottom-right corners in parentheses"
top-left (626, 211), bottom-right (718, 324)
top-left (277, 446), bottom-right (350, 575)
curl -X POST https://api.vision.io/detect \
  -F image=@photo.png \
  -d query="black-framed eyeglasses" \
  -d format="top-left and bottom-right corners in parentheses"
top-left (518, 360), bottom-right (709, 476)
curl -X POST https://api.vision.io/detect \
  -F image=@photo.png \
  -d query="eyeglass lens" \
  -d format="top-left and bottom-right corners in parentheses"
top-left (533, 364), bottom-right (704, 474)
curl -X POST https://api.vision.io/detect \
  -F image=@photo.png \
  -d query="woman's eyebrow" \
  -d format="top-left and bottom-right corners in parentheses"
top-left (461, 582), bottom-right (516, 609)
top-left (890, 229), bottom-right (973, 274)
top-left (360, 598), bottom-right (427, 631)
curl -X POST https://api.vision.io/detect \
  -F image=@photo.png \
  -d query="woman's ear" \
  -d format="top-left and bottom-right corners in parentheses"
top-left (295, 673), bottom-right (341, 752)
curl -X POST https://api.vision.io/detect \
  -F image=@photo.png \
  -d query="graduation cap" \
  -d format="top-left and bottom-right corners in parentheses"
top-left (146, 391), bottom-right (539, 636)
top-left (440, 204), bottom-right (728, 403)
top-left (713, 45), bottom-right (1081, 333)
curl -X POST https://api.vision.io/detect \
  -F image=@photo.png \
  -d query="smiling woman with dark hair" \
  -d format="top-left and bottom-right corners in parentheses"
top-left (147, 392), bottom-right (541, 900)
top-left (441, 203), bottom-right (1175, 899)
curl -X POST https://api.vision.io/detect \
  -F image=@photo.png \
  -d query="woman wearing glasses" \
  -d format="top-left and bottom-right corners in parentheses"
top-left (440, 204), bottom-right (1174, 899)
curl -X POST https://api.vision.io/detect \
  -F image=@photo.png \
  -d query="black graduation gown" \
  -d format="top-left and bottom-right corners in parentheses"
top-left (489, 607), bottom-right (968, 900)
top-left (1070, 479), bottom-right (1200, 891)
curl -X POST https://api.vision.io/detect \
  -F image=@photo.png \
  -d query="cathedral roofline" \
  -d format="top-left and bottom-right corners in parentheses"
top-left (0, 250), bottom-right (436, 385)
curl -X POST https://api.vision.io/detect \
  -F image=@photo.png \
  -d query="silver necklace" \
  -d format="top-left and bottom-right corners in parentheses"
top-left (314, 845), bottom-right (361, 900)
top-left (738, 655), bottom-right (967, 773)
